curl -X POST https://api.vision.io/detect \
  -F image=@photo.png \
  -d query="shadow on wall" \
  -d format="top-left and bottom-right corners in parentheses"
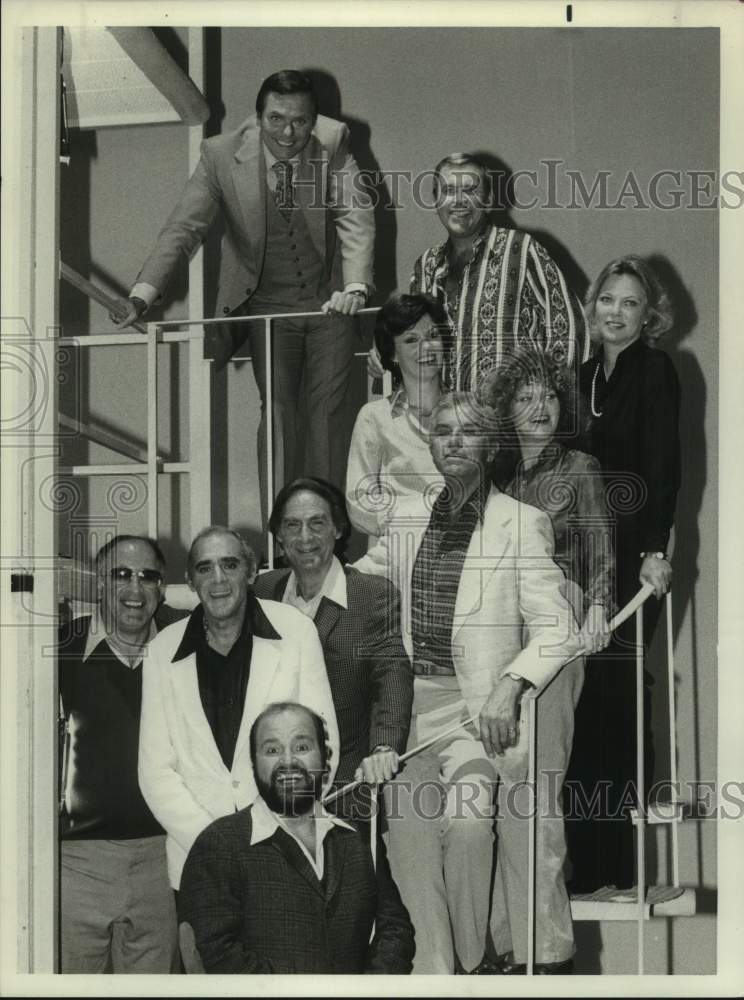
top-left (470, 149), bottom-right (591, 300)
top-left (303, 67), bottom-right (398, 302)
top-left (645, 254), bottom-right (708, 889)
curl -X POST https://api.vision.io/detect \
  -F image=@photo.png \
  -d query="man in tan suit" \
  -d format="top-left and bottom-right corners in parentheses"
top-left (114, 70), bottom-right (375, 497)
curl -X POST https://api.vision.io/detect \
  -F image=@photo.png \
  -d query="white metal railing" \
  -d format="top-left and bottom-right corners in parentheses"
top-left (325, 584), bottom-right (691, 976)
top-left (58, 305), bottom-right (384, 562)
top-left (146, 308), bottom-right (383, 566)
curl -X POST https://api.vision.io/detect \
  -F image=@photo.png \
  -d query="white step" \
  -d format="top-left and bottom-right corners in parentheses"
top-left (630, 802), bottom-right (686, 825)
top-left (570, 885), bottom-right (696, 921)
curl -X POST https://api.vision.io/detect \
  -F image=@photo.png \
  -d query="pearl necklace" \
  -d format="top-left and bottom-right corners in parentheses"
top-left (590, 361), bottom-right (603, 418)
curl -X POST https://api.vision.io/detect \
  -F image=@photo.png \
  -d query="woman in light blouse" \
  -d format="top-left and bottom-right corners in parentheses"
top-left (346, 293), bottom-right (450, 539)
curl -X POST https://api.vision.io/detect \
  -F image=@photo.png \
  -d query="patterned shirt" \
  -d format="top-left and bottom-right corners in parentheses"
top-left (410, 485), bottom-right (485, 676)
top-left (410, 224), bottom-right (590, 390)
top-left (506, 444), bottom-right (616, 614)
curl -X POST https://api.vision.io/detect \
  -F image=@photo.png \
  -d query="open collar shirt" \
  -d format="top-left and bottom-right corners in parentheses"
top-left (282, 555), bottom-right (348, 620)
top-left (250, 794), bottom-right (355, 881)
top-left (172, 595), bottom-right (280, 770)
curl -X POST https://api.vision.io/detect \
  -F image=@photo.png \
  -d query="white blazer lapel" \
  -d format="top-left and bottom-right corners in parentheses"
top-left (232, 636), bottom-right (280, 763)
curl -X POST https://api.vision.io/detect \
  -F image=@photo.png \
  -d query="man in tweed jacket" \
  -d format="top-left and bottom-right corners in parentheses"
top-left (253, 478), bottom-right (413, 814)
top-left (179, 702), bottom-right (414, 973)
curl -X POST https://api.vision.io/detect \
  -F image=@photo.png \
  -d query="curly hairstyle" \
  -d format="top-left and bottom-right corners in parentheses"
top-left (374, 292), bottom-right (451, 386)
top-left (479, 347), bottom-right (582, 486)
top-left (584, 254), bottom-right (674, 345)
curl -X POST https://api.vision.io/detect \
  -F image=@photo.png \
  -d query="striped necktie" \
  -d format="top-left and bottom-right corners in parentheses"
top-left (271, 160), bottom-right (295, 220)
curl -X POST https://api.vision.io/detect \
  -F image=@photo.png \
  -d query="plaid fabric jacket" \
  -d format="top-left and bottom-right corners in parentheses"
top-left (179, 805), bottom-right (415, 973)
top-left (253, 567), bottom-right (413, 788)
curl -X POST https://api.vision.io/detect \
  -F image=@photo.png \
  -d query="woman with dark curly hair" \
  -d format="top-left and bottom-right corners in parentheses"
top-left (484, 347), bottom-right (615, 655)
top-left (565, 254), bottom-right (682, 894)
top-left (346, 292), bottom-right (450, 538)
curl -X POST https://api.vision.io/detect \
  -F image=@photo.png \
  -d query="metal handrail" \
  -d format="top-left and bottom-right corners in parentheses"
top-left (325, 584), bottom-right (660, 976)
top-left (56, 303), bottom-right (382, 546)
top-left (149, 307), bottom-right (382, 564)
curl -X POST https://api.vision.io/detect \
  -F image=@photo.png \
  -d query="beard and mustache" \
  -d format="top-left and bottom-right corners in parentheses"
top-left (257, 762), bottom-right (326, 817)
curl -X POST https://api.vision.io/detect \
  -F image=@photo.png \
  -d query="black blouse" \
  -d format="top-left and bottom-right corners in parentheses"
top-left (579, 338), bottom-right (681, 554)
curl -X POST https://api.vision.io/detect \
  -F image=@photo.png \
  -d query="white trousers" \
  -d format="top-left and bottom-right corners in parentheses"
top-left (385, 663), bottom-right (582, 974)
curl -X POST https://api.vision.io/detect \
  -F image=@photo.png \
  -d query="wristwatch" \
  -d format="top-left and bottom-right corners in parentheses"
top-left (640, 551), bottom-right (667, 560)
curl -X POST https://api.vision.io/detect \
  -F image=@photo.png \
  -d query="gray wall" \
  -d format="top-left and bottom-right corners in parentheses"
top-left (59, 26), bottom-right (719, 972)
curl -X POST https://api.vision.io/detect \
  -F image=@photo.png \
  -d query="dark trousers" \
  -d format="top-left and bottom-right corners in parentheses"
top-left (247, 307), bottom-right (356, 524)
top-left (564, 544), bottom-right (663, 893)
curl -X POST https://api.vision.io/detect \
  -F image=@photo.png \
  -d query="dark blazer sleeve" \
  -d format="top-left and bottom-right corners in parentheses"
top-left (366, 833), bottom-right (415, 973)
top-left (639, 350), bottom-right (681, 552)
top-left (359, 576), bottom-right (413, 755)
top-left (179, 816), bottom-right (276, 974)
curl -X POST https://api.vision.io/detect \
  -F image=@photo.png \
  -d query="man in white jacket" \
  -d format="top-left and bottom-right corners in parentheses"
top-left (138, 526), bottom-right (339, 889)
top-left (358, 392), bottom-right (583, 975)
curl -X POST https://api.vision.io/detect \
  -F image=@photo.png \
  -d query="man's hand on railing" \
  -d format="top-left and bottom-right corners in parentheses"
top-left (321, 288), bottom-right (367, 316)
top-left (354, 747), bottom-right (400, 786)
top-left (479, 674), bottom-right (525, 757)
top-left (639, 554), bottom-right (672, 599)
top-left (109, 295), bottom-right (147, 330)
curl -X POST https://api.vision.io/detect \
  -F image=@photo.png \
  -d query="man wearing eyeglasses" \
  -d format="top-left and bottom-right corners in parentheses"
top-left (58, 535), bottom-right (185, 973)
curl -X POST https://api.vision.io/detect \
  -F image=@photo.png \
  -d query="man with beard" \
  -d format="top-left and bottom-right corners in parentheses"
top-left (178, 702), bottom-right (415, 974)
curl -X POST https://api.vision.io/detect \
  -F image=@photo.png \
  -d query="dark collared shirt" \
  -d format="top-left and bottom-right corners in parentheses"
top-left (172, 595), bottom-right (280, 770)
top-left (410, 484), bottom-right (485, 676)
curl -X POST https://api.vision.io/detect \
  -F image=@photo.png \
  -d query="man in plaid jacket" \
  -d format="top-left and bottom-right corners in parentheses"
top-left (253, 477), bottom-right (413, 817)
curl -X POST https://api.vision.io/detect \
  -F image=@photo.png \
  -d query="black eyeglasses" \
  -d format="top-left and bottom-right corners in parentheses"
top-left (110, 567), bottom-right (163, 588)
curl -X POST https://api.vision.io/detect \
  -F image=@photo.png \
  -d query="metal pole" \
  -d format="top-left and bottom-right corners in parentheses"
top-left (636, 602), bottom-right (645, 975)
top-left (526, 696), bottom-right (537, 976)
top-left (370, 786), bottom-right (378, 871)
top-left (147, 323), bottom-right (159, 539)
top-left (264, 317), bottom-right (274, 569)
top-left (666, 591), bottom-right (680, 887)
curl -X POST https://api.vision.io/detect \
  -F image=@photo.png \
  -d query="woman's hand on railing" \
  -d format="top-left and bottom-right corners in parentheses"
top-left (579, 603), bottom-right (612, 654)
top-left (109, 295), bottom-right (147, 330)
top-left (639, 554), bottom-right (672, 599)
